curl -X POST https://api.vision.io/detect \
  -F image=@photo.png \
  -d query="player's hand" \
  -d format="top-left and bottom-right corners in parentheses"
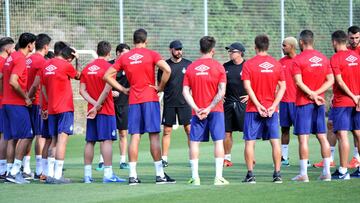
top-left (267, 105), bottom-right (276, 117)
top-left (352, 95), bottom-right (360, 107)
top-left (41, 110), bottom-right (48, 120)
top-left (356, 98), bottom-right (360, 112)
top-left (198, 107), bottom-right (211, 120)
top-left (112, 91), bottom-right (120, 97)
top-left (240, 95), bottom-right (249, 103)
top-left (256, 104), bottom-right (267, 117)
top-left (25, 97), bottom-right (32, 107)
top-left (87, 107), bottom-right (97, 119)
top-left (149, 85), bottom-right (163, 93)
top-left (121, 87), bottom-right (129, 95)
top-left (195, 108), bottom-right (206, 120)
top-left (314, 95), bottom-right (325, 106)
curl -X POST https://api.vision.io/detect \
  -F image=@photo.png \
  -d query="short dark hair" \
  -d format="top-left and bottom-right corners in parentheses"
top-left (254, 34), bottom-right (269, 51)
top-left (54, 41), bottom-right (69, 56)
top-left (133, 28), bottom-right (147, 44)
top-left (299, 30), bottom-right (314, 45)
top-left (35, 33), bottom-right (51, 51)
top-left (60, 46), bottom-right (76, 60)
top-left (199, 36), bottom-right (216, 54)
top-left (332, 30), bottom-right (347, 44)
top-left (45, 51), bottom-right (55, 60)
top-left (348, 26), bottom-right (360, 34)
top-left (18, 32), bottom-right (36, 49)
top-left (96, 41), bottom-right (111, 57)
top-left (116, 43), bottom-right (130, 54)
top-left (0, 37), bottom-right (14, 52)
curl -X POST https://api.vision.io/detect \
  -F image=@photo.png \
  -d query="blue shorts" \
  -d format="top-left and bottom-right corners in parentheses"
top-left (190, 112), bottom-right (225, 142)
top-left (48, 112), bottom-right (74, 137)
top-left (279, 102), bottom-right (296, 127)
top-left (28, 105), bottom-right (43, 135)
top-left (243, 112), bottom-right (279, 141)
top-left (0, 108), bottom-right (3, 133)
top-left (86, 114), bottom-right (117, 142)
top-left (332, 107), bottom-right (360, 132)
top-left (128, 102), bottom-right (160, 134)
top-left (42, 119), bottom-right (51, 139)
top-left (3, 105), bottom-right (33, 140)
top-left (328, 107), bottom-right (334, 121)
top-left (354, 111), bottom-right (360, 130)
top-left (294, 104), bottom-right (326, 135)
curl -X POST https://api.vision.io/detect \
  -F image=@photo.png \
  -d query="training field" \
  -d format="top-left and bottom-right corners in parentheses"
top-left (1, 130), bottom-right (360, 203)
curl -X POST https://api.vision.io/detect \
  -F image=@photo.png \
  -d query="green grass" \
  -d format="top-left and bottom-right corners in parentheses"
top-left (1, 130), bottom-right (360, 203)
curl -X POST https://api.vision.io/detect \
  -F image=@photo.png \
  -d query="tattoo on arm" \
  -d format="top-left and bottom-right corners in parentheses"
top-left (210, 82), bottom-right (226, 109)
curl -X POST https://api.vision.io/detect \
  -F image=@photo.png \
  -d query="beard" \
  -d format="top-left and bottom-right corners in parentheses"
top-left (172, 52), bottom-right (182, 59)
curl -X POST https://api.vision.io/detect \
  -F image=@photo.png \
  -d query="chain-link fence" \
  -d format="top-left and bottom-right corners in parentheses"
top-left (1, 0), bottom-right (359, 132)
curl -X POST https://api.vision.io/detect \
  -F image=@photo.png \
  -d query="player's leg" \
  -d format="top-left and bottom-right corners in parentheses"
top-left (223, 102), bottom-right (234, 167)
top-left (0, 134), bottom-right (8, 179)
top-left (279, 102), bottom-right (291, 166)
top-left (265, 113), bottom-right (282, 183)
top-left (350, 111), bottom-right (360, 177)
top-left (161, 106), bottom-right (176, 167)
top-left (22, 138), bottom-right (33, 177)
top-left (348, 132), bottom-right (360, 168)
top-left (117, 104), bottom-right (129, 169)
top-left (118, 129), bottom-right (128, 169)
top-left (83, 141), bottom-right (95, 183)
top-left (332, 130), bottom-right (350, 179)
top-left (34, 135), bottom-right (45, 177)
top-left (187, 115), bottom-right (204, 185)
top-left (178, 105), bottom-right (192, 159)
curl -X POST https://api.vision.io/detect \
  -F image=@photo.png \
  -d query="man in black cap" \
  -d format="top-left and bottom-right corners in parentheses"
top-left (223, 42), bottom-right (248, 167)
top-left (157, 40), bottom-right (192, 167)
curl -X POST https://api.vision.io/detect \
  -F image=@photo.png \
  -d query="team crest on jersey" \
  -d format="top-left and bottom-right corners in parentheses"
top-left (309, 56), bottom-right (323, 67)
top-left (182, 67), bottom-right (186, 74)
top-left (45, 64), bottom-right (57, 75)
top-left (195, 64), bottom-right (210, 75)
top-left (345, 55), bottom-right (358, 66)
top-left (129, 53), bottom-right (143, 64)
top-left (122, 71), bottom-right (126, 76)
top-left (26, 58), bottom-right (32, 68)
top-left (259, 62), bottom-right (274, 72)
top-left (87, 65), bottom-right (100, 74)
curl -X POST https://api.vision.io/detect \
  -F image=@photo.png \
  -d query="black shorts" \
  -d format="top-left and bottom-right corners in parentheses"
top-left (115, 103), bottom-right (128, 130)
top-left (162, 106), bottom-right (192, 126)
top-left (224, 101), bottom-right (246, 132)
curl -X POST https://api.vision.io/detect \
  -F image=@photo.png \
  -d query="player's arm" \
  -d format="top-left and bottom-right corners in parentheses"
top-left (79, 82), bottom-right (97, 106)
top-left (294, 74), bottom-right (324, 105)
top-left (155, 60), bottom-right (171, 92)
top-left (314, 73), bottom-right (334, 95)
top-left (87, 84), bottom-right (112, 119)
top-left (41, 86), bottom-right (48, 102)
top-left (200, 82), bottom-right (226, 116)
top-left (28, 75), bottom-right (41, 100)
top-left (268, 80), bottom-right (286, 117)
top-left (334, 74), bottom-right (359, 104)
top-left (9, 74), bottom-right (31, 106)
top-left (243, 79), bottom-right (267, 117)
top-left (0, 73), bottom-right (3, 94)
top-left (103, 67), bottom-right (128, 95)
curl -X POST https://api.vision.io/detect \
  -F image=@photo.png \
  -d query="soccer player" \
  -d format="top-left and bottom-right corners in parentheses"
top-left (279, 37), bottom-right (297, 167)
top-left (23, 33), bottom-right (52, 179)
top-left (0, 37), bottom-right (15, 180)
top-left (81, 41), bottom-right (126, 183)
top-left (183, 36), bottom-right (229, 186)
top-left (241, 34), bottom-right (285, 184)
top-left (158, 40), bottom-right (192, 167)
top-left (42, 44), bottom-right (80, 184)
top-left (328, 30), bottom-right (360, 179)
top-left (104, 28), bottom-right (175, 185)
top-left (3, 33), bottom-right (36, 184)
top-left (291, 30), bottom-right (334, 182)
top-left (223, 42), bottom-right (248, 167)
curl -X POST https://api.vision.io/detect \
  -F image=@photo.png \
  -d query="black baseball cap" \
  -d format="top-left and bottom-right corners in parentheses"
top-left (225, 42), bottom-right (246, 52)
top-left (169, 40), bottom-right (183, 49)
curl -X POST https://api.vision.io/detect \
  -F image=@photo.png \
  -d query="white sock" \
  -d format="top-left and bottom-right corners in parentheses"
top-left (354, 147), bottom-right (360, 160)
top-left (0, 159), bottom-right (6, 175)
top-left (120, 155), bottom-right (126, 164)
top-left (154, 160), bottom-right (165, 177)
top-left (42, 158), bottom-right (48, 176)
top-left (99, 155), bottom-right (104, 163)
top-left (339, 166), bottom-right (348, 174)
top-left (299, 159), bottom-right (308, 176)
top-left (129, 162), bottom-right (137, 178)
top-left (35, 155), bottom-right (42, 176)
top-left (48, 157), bottom-right (55, 178)
top-left (224, 154), bottom-right (231, 161)
top-left (161, 156), bottom-right (168, 162)
top-left (6, 163), bottom-right (13, 175)
top-left (84, 164), bottom-right (92, 178)
top-left (10, 159), bottom-right (22, 176)
top-left (322, 158), bottom-right (331, 175)
top-left (54, 160), bottom-right (64, 179)
top-left (281, 145), bottom-right (289, 160)
top-left (104, 165), bottom-right (113, 179)
top-left (215, 158), bottom-right (224, 178)
top-left (330, 146), bottom-right (336, 162)
top-left (190, 159), bottom-right (199, 179)
top-left (22, 156), bottom-right (31, 174)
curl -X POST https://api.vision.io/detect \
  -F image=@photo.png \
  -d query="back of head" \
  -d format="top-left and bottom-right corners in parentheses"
top-left (199, 36), bottom-right (216, 54)
top-left (348, 25), bottom-right (360, 34)
top-left (60, 46), bottom-right (75, 61)
top-left (133, 28), bottom-right (147, 44)
top-left (116, 43), bottom-right (130, 54)
top-left (0, 37), bottom-right (15, 52)
top-left (331, 30), bottom-right (347, 44)
top-left (97, 41), bottom-right (111, 57)
top-left (299, 30), bottom-right (314, 45)
top-left (18, 32), bottom-right (36, 49)
top-left (45, 51), bottom-right (55, 60)
top-left (255, 34), bottom-right (269, 51)
top-left (35, 33), bottom-right (52, 51)
top-left (54, 41), bottom-right (69, 56)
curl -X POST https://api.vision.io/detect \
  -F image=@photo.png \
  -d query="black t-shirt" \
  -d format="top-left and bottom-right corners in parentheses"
top-left (109, 59), bottom-right (129, 105)
top-left (157, 58), bottom-right (192, 107)
top-left (224, 60), bottom-right (247, 103)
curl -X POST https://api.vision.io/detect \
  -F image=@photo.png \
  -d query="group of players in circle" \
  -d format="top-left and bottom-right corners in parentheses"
top-left (0, 26), bottom-right (360, 185)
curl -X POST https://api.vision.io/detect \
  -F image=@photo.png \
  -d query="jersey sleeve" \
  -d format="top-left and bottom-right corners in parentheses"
top-left (291, 58), bottom-right (302, 75)
top-left (326, 59), bottom-right (333, 75)
top-left (66, 62), bottom-right (77, 78)
top-left (241, 61), bottom-right (250, 80)
top-left (151, 51), bottom-right (162, 65)
top-left (330, 56), bottom-right (341, 75)
top-left (80, 69), bottom-right (87, 83)
top-left (218, 64), bottom-right (227, 83)
top-left (112, 56), bottom-right (123, 72)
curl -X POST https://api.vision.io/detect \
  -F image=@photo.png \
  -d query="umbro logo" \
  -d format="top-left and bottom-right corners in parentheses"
top-left (259, 62), bottom-right (274, 72)
top-left (45, 64), bottom-right (57, 75)
top-left (129, 53), bottom-right (143, 64)
top-left (87, 65), bottom-right (100, 74)
top-left (4, 56), bottom-right (12, 66)
top-left (195, 64), bottom-right (210, 75)
top-left (26, 58), bottom-right (32, 67)
top-left (309, 56), bottom-right (323, 67)
top-left (345, 55), bottom-right (358, 66)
